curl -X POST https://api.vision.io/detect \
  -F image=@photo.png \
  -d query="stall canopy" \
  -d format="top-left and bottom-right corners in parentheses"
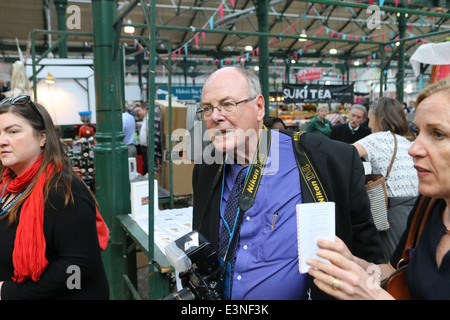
top-left (410, 41), bottom-right (450, 79)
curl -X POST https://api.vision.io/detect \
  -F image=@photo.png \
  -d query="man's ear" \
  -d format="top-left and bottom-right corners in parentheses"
top-left (256, 94), bottom-right (265, 122)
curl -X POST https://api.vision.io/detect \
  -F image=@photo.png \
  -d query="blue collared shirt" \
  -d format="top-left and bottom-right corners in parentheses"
top-left (221, 130), bottom-right (307, 300)
top-left (122, 112), bottom-right (136, 145)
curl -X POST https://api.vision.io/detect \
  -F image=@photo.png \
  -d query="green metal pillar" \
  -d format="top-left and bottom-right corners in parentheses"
top-left (54, 0), bottom-right (68, 58)
top-left (256, 0), bottom-right (270, 116)
top-left (92, 0), bottom-right (130, 300)
top-left (396, 12), bottom-right (406, 102)
top-left (380, 45), bottom-right (385, 97)
top-left (142, 0), bottom-right (160, 300)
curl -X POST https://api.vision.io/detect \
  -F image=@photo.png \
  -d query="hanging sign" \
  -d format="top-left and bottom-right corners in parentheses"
top-left (296, 68), bottom-right (323, 81)
top-left (283, 84), bottom-right (354, 103)
top-left (157, 86), bottom-right (203, 102)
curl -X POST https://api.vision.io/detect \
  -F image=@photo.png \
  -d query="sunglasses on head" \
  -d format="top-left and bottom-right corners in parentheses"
top-left (0, 95), bottom-right (45, 124)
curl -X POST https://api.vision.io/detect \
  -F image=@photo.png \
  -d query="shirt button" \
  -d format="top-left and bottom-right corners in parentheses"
top-left (243, 245), bottom-right (248, 250)
top-left (246, 216), bottom-right (250, 221)
top-left (237, 275), bottom-right (242, 280)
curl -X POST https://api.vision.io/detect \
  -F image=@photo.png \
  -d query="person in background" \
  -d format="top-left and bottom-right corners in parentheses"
top-left (353, 97), bottom-right (418, 261)
top-left (307, 79), bottom-right (450, 299)
top-left (135, 104), bottom-right (149, 175)
top-left (330, 104), bottom-right (371, 144)
top-left (78, 111), bottom-right (95, 140)
top-left (192, 66), bottom-right (382, 300)
top-left (263, 116), bottom-right (286, 130)
top-left (306, 105), bottom-right (332, 137)
top-left (326, 109), bottom-right (345, 126)
top-left (0, 95), bottom-right (109, 299)
top-left (122, 104), bottom-right (137, 159)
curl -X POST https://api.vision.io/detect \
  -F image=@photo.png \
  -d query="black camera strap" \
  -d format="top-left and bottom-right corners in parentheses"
top-left (291, 131), bottom-right (328, 203)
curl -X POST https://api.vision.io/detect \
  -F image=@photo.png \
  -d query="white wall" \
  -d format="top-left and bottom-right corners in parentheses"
top-left (26, 58), bottom-right (96, 126)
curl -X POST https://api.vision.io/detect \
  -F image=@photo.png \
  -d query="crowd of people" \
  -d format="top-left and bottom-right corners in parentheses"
top-left (304, 97), bottom-right (420, 263)
top-left (0, 66), bottom-right (448, 300)
top-left (122, 101), bottom-right (150, 175)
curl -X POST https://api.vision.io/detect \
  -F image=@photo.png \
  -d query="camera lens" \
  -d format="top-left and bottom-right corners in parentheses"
top-left (163, 287), bottom-right (197, 300)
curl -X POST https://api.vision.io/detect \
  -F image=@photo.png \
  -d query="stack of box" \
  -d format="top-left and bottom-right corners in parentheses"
top-left (156, 100), bottom-right (194, 196)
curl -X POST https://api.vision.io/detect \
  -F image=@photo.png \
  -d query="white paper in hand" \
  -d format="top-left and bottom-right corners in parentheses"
top-left (296, 202), bottom-right (335, 273)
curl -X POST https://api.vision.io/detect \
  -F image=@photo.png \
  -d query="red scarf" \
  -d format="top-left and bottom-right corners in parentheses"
top-left (1, 156), bottom-right (108, 283)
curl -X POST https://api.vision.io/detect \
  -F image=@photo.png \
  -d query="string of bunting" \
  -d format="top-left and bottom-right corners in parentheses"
top-left (132, 0), bottom-right (442, 79)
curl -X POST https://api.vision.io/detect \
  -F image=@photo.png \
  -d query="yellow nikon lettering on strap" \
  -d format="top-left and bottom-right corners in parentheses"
top-left (311, 180), bottom-right (325, 202)
top-left (294, 132), bottom-right (328, 203)
top-left (246, 168), bottom-right (260, 194)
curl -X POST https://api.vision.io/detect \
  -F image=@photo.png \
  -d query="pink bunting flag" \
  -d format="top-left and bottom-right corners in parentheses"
top-left (195, 34), bottom-right (199, 47)
top-left (219, 4), bottom-right (224, 20)
top-left (230, 0), bottom-right (235, 8)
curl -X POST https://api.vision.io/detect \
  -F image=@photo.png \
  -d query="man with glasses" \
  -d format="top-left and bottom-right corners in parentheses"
top-left (191, 66), bottom-right (382, 300)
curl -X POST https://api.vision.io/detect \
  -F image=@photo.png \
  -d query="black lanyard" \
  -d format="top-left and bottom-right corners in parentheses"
top-left (292, 131), bottom-right (328, 203)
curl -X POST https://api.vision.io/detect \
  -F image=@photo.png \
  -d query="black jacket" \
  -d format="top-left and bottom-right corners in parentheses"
top-left (0, 177), bottom-right (109, 299)
top-left (330, 123), bottom-right (372, 144)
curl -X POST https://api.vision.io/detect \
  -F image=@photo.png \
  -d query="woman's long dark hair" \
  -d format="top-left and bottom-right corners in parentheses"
top-left (0, 98), bottom-right (87, 224)
top-left (370, 97), bottom-right (409, 135)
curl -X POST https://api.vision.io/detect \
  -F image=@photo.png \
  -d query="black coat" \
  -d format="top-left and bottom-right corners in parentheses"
top-left (330, 123), bottom-right (372, 144)
top-left (0, 177), bottom-right (109, 299)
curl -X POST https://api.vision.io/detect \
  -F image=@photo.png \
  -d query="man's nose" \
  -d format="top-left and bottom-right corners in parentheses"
top-left (209, 106), bottom-right (225, 122)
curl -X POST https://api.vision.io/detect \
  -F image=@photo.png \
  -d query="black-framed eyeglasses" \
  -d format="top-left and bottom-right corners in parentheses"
top-left (196, 96), bottom-right (257, 118)
top-left (0, 95), bottom-right (45, 125)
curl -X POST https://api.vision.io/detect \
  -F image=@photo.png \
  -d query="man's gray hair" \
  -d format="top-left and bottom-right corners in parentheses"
top-left (350, 104), bottom-right (368, 119)
top-left (228, 66), bottom-right (262, 96)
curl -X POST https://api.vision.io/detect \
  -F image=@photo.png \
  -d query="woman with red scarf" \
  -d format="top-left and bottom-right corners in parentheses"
top-left (0, 96), bottom-right (109, 299)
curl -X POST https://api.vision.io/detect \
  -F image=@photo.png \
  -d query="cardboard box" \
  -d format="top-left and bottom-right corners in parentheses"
top-left (155, 100), bottom-right (188, 135)
top-left (163, 160), bottom-right (194, 196)
top-left (163, 132), bottom-right (190, 153)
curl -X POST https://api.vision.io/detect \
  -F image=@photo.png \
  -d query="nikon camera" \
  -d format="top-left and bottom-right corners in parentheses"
top-left (163, 231), bottom-right (223, 300)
